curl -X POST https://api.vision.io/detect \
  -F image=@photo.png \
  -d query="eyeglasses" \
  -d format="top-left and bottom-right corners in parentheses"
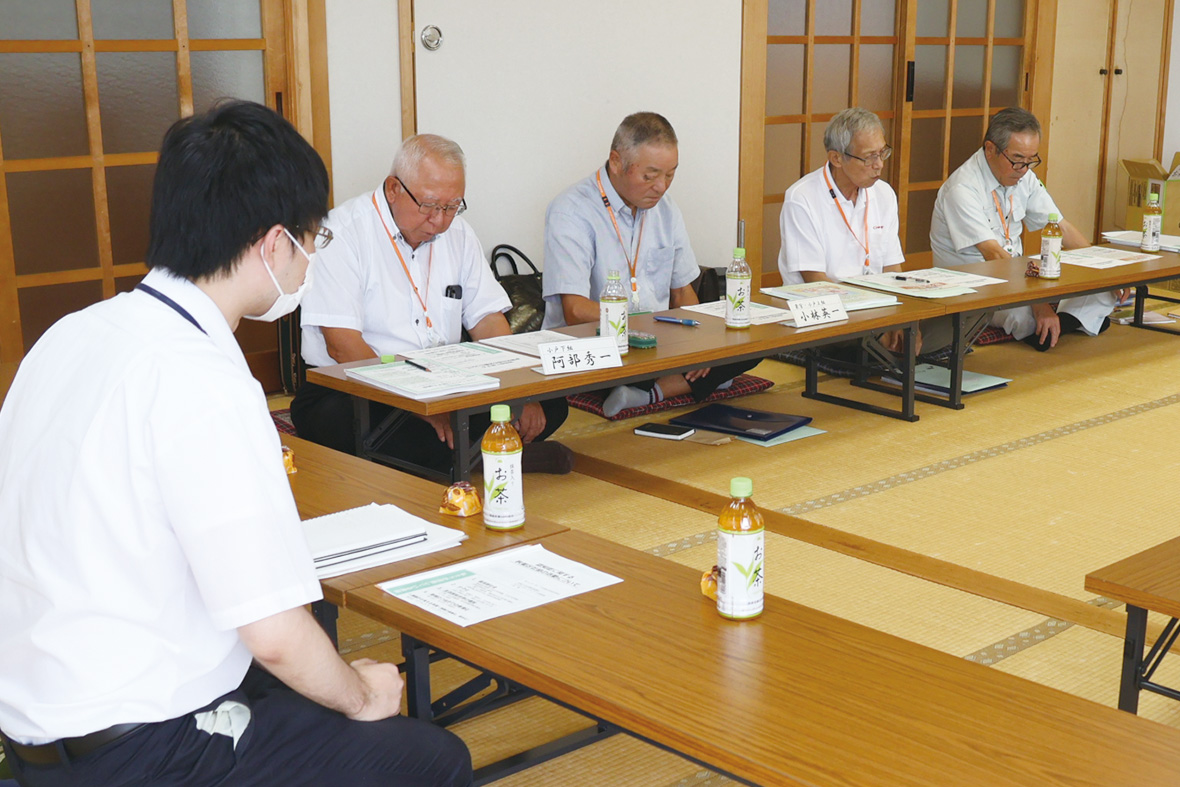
top-left (312, 226), bottom-right (333, 249)
top-left (997, 148), bottom-right (1042, 172)
top-left (843, 145), bottom-right (893, 166)
top-left (395, 176), bottom-right (467, 217)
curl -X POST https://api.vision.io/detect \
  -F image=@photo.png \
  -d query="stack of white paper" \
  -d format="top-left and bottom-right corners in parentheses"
top-left (762, 281), bottom-right (898, 310)
top-left (303, 503), bottom-right (468, 579)
top-left (345, 360), bottom-right (499, 400)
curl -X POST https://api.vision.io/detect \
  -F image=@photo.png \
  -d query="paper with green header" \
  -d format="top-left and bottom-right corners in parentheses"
top-left (378, 544), bottom-right (622, 626)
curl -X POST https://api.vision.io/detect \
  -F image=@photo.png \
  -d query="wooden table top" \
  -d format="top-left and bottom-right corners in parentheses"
top-left (933, 252), bottom-right (1180, 313)
top-left (1085, 536), bottom-right (1180, 619)
top-left (306, 297), bottom-right (944, 416)
top-left (281, 435), bottom-right (567, 606)
top-left (348, 529), bottom-right (1180, 786)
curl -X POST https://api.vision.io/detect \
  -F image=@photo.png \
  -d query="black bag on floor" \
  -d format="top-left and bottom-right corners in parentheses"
top-left (490, 244), bottom-right (545, 334)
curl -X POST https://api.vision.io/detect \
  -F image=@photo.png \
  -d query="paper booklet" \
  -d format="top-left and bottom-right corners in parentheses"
top-left (402, 341), bottom-right (536, 373)
top-left (302, 503), bottom-right (467, 580)
top-left (479, 330), bottom-right (573, 357)
top-left (761, 281), bottom-right (898, 311)
top-left (345, 360), bottom-right (499, 400)
top-left (1059, 246), bottom-right (1161, 269)
top-left (843, 269), bottom-right (980, 298)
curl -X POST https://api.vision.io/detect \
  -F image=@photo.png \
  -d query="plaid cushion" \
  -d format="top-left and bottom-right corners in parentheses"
top-left (271, 408), bottom-right (296, 435)
top-left (975, 325), bottom-right (1015, 345)
top-left (567, 374), bottom-right (774, 421)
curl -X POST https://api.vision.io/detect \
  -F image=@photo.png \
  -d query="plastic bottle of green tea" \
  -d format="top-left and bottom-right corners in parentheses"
top-left (600, 270), bottom-right (629, 355)
top-left (481, 404), bottom-right (524, 530)
top-left (716, 477), bottom-right (764, 619)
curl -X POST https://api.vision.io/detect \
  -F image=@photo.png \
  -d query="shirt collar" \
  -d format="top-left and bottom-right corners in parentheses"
top-left (138, 267), bottom-right (249, 371)
top-left (973, 146), bottom-right (1009, 196)
top-left (825, 162), bottom-right (862, 207)
top-left (373, 186), bottom-right (441, 251)
top-left (597, 166), bottom-right (642, 220)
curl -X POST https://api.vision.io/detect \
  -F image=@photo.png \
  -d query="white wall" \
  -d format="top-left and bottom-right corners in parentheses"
top-left (1163, 4), bottom-right (1180, 166)
top-left (323, 0), bottom-right (403, 204)
top-left (323, 1), bottom-right (742, 270)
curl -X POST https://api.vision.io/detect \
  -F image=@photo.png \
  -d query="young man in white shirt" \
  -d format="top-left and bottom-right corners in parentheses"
top-left (293, 134), bottom-right (570, 475)
top-left (0, 101), bottom-right (471, 787)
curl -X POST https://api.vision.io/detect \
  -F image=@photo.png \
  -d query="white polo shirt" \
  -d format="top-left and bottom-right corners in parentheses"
top-left (0, 268), bottom-right (321, 743)
top-left (930, 147), bottom-right (1061, 266)
top-left (300, 188), bottom-right (512, 367)
top-left (778, 163), bottom-right (905, 284)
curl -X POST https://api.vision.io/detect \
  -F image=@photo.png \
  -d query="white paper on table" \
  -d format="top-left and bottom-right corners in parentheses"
top-left (402, 341), bottom-right (536, 373)
top-left (1102, 230), bottom-right (1180, 252)
top-left (377, 544), bottom-right (623, 626)
top-left (681, 300), bottom-right (793, 325)
top-left (1059, 246), bottom-right (1161, 269)
top-left (302, 503), bottom-right (468, 579)
top-left (478, 330), bottom-right (574, 357)
top-left (911, 267), bottom-right (1007, 287)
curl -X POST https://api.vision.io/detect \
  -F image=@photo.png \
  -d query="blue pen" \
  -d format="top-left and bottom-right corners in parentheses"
top-left (653, 315), bottom-right (701, 327)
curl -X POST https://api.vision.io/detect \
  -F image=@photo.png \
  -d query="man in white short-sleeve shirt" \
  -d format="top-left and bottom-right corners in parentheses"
top-left (292, 134), bottom-right (569, 477)
top-left (930, 107), bottom-right (1117, 351)
top-left (543, 112), bottom-right (759, 417)
top-left (0, 102), bottom-right (470, 787)
top-left (778, 107), bottom-right (949, 354)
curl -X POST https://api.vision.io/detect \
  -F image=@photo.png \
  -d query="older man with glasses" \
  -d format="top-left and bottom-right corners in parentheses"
top-left (291, 133), bottom-right (571, 476)
top-left (777, 107), bottom-right (950, 354)
top-left (930, 107), bottom-right (1116, 351)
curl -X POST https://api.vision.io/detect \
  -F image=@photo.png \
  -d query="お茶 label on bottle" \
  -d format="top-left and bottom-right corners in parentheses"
top-left (482, 449), bottom-right (524, 529)
top-left (717, 529), bottom-right (764, 618)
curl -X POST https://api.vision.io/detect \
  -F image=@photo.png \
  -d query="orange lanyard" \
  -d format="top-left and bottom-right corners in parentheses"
top-left (373, 191), bottom-right (433, 328)
top-left (596, 170), bottom-right (646, 297)
top-left (822, 165), bottom-right (870, 271)
top-left (992, 191), bottom-right (1015, 248)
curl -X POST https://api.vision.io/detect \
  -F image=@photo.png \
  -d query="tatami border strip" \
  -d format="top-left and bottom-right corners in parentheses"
top-left (782, 392), bottom-right (1180, 516)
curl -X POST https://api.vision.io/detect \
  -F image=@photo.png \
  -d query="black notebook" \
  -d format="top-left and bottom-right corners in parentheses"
top-left (669, 404), bottom-right (813, 441)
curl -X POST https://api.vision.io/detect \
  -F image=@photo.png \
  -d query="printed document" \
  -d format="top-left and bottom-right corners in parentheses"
top-left (345, 360), bottom-right (499, 399)
top-left (682, 300), bottom-right (794, 325)
top-left (378, 544), bottom-right (623, 626)
top-left (761, 281), bottom-right (898, 311)
top-left (402, 341), bottom-right (535, 373)
top-left (1059, 246), bottom-right (1161, 269)
top-left (302, 503), bottom-right (467, 579)
top-left (479, 330), bottom-right (574, 357)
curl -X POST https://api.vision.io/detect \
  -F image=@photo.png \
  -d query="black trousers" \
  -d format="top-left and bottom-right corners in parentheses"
top-left (2, 666), bottom-right (472, 787)
top-left (625, 358), bottom-right (762, 401)
top-left (290, 380), bottom-right (569, 476)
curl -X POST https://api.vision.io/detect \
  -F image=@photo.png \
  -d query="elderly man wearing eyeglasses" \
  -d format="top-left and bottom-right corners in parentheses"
top-left (930, 107), bottom-right (1116, 351)
top-left (292, 134), bottom-right (571, 476)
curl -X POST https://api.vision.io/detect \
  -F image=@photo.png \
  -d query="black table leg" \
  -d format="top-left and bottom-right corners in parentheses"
top-left (1119, 605), bottom-right (1147, 713)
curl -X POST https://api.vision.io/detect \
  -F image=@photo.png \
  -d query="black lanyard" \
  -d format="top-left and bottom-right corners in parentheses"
top-left (135, 283), bottom-right (207, 335)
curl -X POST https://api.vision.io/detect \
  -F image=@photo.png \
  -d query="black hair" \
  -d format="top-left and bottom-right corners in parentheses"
top-left (145, 99), bottom-right (329, 280)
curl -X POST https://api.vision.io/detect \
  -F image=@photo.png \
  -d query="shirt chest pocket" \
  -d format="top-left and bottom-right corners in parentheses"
top-left (439, 293), bottom-right (464, 343)
top-left (641, 247), bottom-right (676, 292)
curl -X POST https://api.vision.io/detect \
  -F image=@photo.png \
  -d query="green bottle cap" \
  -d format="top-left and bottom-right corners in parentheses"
top-left (490, 404), bottom-right (511, 422)
top-left (607, 270), bottom-right (621, 280)
top-left (730, 476), bottom-right (753, 498)
top-left (733, 248), bottom-right (746, 259)
top-left (1048, 213), bottom-right (1060, 222)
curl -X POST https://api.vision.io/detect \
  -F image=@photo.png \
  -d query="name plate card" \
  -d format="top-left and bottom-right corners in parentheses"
top-left (537, 337), bottom-right (622, 376)
top-left (786, 294), bottom-right (848, 328)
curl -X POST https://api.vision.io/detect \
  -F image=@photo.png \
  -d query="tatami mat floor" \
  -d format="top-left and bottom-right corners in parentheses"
top-left (332, 306), bottom-right (1180, 783)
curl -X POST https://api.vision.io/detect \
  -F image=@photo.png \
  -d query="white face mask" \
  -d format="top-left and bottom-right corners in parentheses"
top-left (245, 227), bottom-right (317, 322)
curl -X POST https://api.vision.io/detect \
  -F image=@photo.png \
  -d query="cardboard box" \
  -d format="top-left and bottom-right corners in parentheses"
top-left (1121, 153), bottom-right (1180, 233)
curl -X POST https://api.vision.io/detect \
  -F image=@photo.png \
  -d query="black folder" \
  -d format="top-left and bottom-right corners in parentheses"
top-left (669, 404), bottom-right (812, 441)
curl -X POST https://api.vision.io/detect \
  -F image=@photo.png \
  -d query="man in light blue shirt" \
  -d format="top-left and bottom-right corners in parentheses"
top-left (543, 112), bottom-right (757, 417)
top-left (930, 107), bottom-right (1116, 351)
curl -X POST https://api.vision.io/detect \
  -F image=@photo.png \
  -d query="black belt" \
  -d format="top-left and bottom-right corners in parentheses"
top-left (1, 723), bottom-right (145, 766)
